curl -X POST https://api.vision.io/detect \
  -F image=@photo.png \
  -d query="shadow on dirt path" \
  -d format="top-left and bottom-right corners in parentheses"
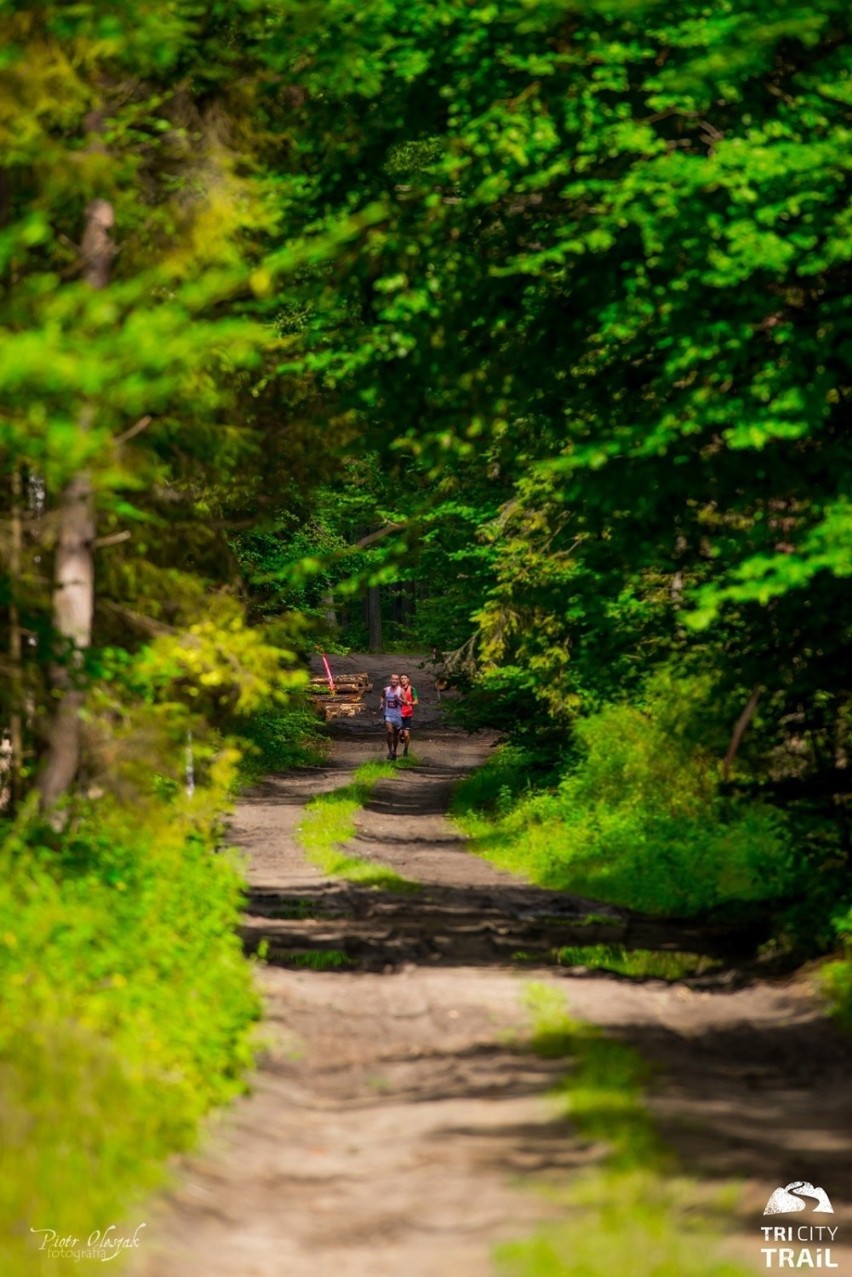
top-left (242, 730), bottom-right (768, 972)
top-left (130, 656), bottom-right (852, 1277)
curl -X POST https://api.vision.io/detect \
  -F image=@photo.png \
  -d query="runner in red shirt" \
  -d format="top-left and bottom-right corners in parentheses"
top-left (399, 674), bottom-right (419, 757)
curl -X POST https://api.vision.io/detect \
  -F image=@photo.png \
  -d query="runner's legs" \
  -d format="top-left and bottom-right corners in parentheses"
top-left (385, 714), bottom-right (402, 759)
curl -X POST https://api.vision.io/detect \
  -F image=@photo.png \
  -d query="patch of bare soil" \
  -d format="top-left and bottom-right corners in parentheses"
top-left (131, 660), bottom-right (852, 1277)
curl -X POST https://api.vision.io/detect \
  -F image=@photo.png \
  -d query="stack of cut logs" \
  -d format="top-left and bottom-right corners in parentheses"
top-left (308, 672), bottom-right (373, 721)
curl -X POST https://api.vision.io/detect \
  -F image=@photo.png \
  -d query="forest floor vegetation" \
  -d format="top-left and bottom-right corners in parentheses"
top-left (0, 790), bottom-right (260, 1277)
top-left (452, 684), bottom-right (851, 1016)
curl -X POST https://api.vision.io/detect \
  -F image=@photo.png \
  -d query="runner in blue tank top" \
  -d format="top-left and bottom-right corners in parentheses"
top-left (379, 673), bottom-right (403, 760)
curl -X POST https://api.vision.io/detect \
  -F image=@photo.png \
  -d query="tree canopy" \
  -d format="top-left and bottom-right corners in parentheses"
top-left (1, 0), bottom-right (850, 806)
top-left (253, 0), bottom-right (852, 775)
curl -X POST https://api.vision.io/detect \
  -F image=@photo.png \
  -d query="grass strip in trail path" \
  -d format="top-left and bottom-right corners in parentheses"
top-left (495, 985), bottom-right (755, 1277)
top-left (278, 948), bottom-right (353, 970)
top-left (508, 946), bottom-right (722, 981)
top-left (551, 945), bottom-right (723, 981)
top-left (297, 759), bottom-right (420, 893)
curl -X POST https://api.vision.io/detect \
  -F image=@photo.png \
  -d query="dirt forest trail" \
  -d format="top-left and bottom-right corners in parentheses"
top-left (131, 656), bottom-right (852, 1277)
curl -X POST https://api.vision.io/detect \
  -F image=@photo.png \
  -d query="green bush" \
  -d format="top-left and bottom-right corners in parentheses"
top-left (456, 689), bottom-right (799, 916)
top-left (451, 744), bottom-right (538, 815)
top-left (822, 906), bottom-right (852, 1028)
top-left (0, 796), bottom-right (260, 1277)
top-left (237, 701), bottom-right (328, 780)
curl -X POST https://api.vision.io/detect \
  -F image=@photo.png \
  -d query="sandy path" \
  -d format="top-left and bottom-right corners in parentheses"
top-left (131, 661), bottom-right (852, 1277)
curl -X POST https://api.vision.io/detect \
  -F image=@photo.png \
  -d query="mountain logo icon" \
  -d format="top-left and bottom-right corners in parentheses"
top-left (763, 1182), bottom-right (834, 1216)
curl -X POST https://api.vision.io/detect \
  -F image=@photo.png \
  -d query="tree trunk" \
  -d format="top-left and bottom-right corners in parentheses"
top-left (38, 468), bottom-right (97, 807)
top-left (321, 588), bottom-right (338, 633)
top-left (722, 685), bottom-right (762, 782)
top-left (367, 584), bottom-right (382, 652)
top-left (38, 199), bottom-right (114, 809)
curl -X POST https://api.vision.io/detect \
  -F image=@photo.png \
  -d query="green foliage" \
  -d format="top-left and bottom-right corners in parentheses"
top-left (0, 0), bottom-right (357, 812)
top-left (280, 949), bottom-right (353, 971)
top-left (262, 0), bottom-right (852, 822)
top-left (450, 744), bottom-right (539, 815)
top-left (1, 1), bottom-right (850, 1262)
top-left (78, 598), bottom-right (309, 809)
top-left (234, 513), bottom-right (350, 628)
top-left (553, 946), bottom-right (721, 981)
top-left (0, 796), bottom-right (259, 1277)
top-left (0, 8), bottom-right (346, 1259)
top-left (456, 678), bottom-right (799, 916)
top-left (496, 1175), bottom-right (755, 1277)
top-left (821, 906), bottom-right (852, 1028)
top-left (237, 702), bottom-right (328, 780)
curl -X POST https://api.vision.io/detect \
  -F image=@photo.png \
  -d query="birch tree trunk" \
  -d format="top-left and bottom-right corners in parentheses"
top-left (321, 589), bottom-right (338, 633)
top-left (38, 199), bottom-right (114, 808)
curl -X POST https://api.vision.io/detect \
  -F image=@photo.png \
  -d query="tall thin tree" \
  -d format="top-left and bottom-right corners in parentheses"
top-left (38, 197), bottom-right (114, 808)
